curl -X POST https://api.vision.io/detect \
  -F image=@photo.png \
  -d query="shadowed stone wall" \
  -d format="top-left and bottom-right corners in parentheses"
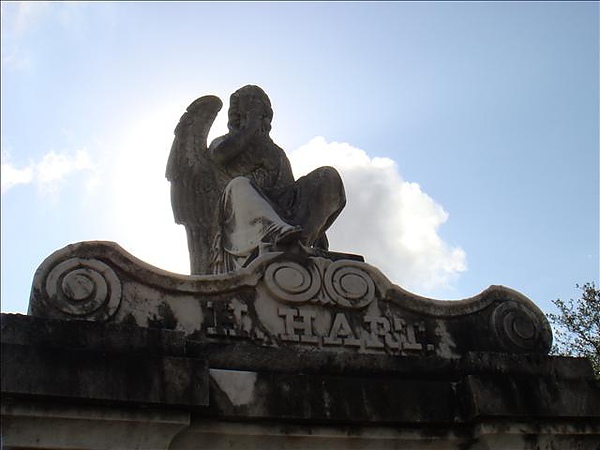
top-left (2, 313), bottom-right (599, 449)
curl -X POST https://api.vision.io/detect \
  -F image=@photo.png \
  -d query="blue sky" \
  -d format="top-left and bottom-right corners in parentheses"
top-left (1, 2), bottom-right (598, 319)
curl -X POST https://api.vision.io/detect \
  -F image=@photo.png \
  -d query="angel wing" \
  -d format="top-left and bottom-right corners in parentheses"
top-left (166, 95), bottom-right (223, 274)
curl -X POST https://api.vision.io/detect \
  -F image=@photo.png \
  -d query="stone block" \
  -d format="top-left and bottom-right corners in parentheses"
top-left (2, 313), bottom-right (599, 449)
top-left (1, 314), bottom-right (208, 408)
top-left (1, 401), bottom-right (189, 450)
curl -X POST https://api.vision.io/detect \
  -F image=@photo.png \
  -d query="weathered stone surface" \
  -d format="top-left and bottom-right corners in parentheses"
top-left (2, 343), bottom-right (208, 407)
top-left (2, 313), bottom-right (599, 449)
top-left (1, 314), bottom-right (208, 408)
top-left (28, 240), bottom-right (552, 359)
top-left (1, 401), bottom-right (189, 450)
top-left (2, 311), bottom-right (186, 355)
top-left (169, 420), bottom-right (600, 450)
top-left (207, 368), bottom-right (459, 423)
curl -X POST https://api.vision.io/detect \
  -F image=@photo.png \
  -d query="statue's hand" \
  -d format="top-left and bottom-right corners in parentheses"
top-left (209, 114), bottom-right (261, 166)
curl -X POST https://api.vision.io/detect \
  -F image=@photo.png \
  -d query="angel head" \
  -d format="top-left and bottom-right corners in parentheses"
top-left (228, 85), bottom-right (273, 135)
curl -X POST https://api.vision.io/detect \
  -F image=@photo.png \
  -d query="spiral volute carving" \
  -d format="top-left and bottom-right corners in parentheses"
top-left (264, 259), bottom-right (376, 309)
top-left (324, 261), bottom-right (375, 309)
top-left (490, 300), bottom-right (551, 353)
top-left (264, 261), bottom-right (321, 303)
top-left (44, 257), bottom-right (122, 321)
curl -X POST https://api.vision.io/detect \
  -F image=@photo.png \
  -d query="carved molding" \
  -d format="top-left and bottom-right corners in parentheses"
top-left (43, 257), bottom-right (122, 321)
top-left (28, 241), bottom-right (553, 356)
top-left (490, 300), bottom-right (552, 353)
top-left (264, 261), bottom-right (322, 304)
top-left (264, 259), bottom-right (376, 309)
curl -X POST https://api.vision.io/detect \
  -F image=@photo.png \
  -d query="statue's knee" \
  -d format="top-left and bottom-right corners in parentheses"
top-left (313, 166), bottom-right (340, 187)
top-left (318, 166), bottom-right (345, 204)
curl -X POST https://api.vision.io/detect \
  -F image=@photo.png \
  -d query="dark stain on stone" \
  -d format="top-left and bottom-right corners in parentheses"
top-left (148, 303), bottom-right (178, 331)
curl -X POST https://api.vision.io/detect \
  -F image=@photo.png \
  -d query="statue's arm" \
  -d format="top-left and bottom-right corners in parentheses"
top-left (209, 113), bottom-right (261, 166)
top-left (275, 146), bottom-right (296, 186)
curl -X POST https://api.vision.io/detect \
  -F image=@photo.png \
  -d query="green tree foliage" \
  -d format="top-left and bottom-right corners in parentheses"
top-left (548, 282), bottom-right (599, 378)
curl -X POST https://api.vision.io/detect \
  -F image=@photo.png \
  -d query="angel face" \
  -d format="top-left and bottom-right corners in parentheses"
top-left (228, 85), bottom-right (273, 134)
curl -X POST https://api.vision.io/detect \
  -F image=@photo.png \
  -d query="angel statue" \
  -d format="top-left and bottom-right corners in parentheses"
top-left (166, 85), bottom-right (346, 275)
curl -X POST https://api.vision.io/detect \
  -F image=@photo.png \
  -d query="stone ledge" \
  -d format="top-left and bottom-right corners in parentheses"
top-left (168, 418), bottom-right (600, 450)
top-left (1, 313), bottom-right (186, 356)
top-left (2, 314), bottom-right (593, 381)
top-left (1, 400), bottom-right (190, 450)
top-left (2, 342), bottom-right (208, 408)
top-left (188, 341), bottom-right (596, 380)
top-left (2, 313), bottom-right (599, 449)
top-left (459, 374), bottom-right (600, 419)
top-left (2, 314), bottom-right (598, 423)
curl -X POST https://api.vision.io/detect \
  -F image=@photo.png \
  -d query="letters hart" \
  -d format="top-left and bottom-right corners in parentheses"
top-left (204, 299), bottom-right (434, 354)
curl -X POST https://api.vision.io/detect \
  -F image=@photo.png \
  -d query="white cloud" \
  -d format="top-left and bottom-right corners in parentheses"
top-left (0, 148), bottom-right (94, 195)
top-left (289, 137), bottom-right (467, 296)
top-left (36, 149), bottom-right (92, 184)
top-left (1, 151), bottom-right (33, 193)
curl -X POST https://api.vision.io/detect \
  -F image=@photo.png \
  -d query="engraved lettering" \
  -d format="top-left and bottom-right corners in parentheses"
top-left (206, 301), bottom-right (218, 336)
top-left (227, 303), bottom-right (249, 336)
top-left (403, 322), bottom-right (423, 351)
top-left (393, 317), bottom-right (404, 332)
top-left (324, 313), bottom-right (360, 346)
top-left (364, 316), bottom-right (396, 349)
top-left (202, 301), bottom-right (437, 354)
top-left (278, 308), bottom-right (318, 343)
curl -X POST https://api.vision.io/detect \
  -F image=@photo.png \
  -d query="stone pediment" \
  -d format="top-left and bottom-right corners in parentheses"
top-left (29, 241), bottom-right (552, 359)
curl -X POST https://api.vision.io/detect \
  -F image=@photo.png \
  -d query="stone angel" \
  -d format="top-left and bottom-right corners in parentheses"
top-left (166, 85), bottom-right (346, 275)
